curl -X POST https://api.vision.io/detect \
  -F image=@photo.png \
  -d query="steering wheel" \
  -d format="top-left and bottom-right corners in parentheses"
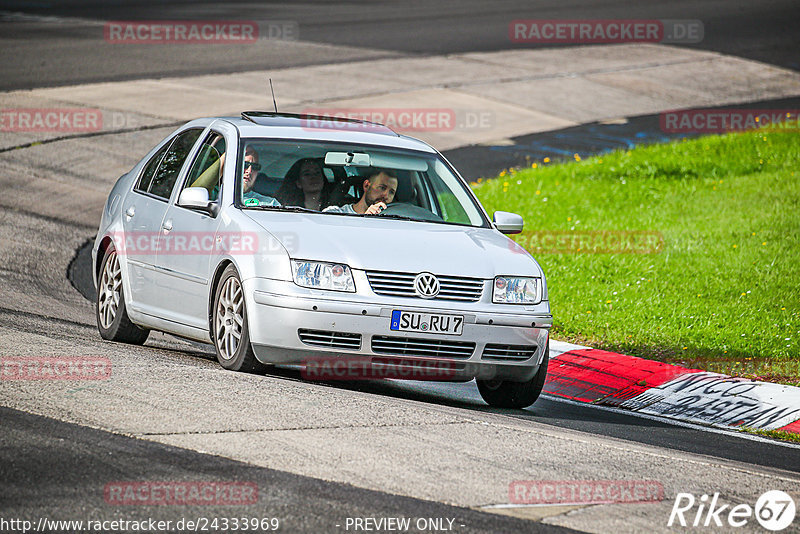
top-left (378, 202), bottom-right (443, 222)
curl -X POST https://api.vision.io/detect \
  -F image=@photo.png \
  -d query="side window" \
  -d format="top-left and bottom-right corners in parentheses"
top-left (183, 132), bottom-right (226, 201)
top-left (134, 141), bottom-right (171, 193)
top-left (148, 128), bottom-right (203, 200)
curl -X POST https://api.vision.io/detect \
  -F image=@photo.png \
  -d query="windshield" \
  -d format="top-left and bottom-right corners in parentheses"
top-left (236, 139), bottom-right (488, 227)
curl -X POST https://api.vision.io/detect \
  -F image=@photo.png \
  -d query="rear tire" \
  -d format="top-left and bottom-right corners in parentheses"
top-left (477, 343), bottom-right (549, 409)
top-left (96, 246), bottom-right (149, 345)
top-left (212, 265), bottom-right (265, 373)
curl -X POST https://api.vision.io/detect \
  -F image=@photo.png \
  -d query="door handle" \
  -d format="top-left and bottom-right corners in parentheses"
top-left (162, 220), bottom-right (173, 232)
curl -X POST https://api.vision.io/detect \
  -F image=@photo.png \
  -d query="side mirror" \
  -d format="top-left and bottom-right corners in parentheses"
top-left (178, 187), bottom-right (218, 216)
top-left (493, 211), bottom-right (523, 234)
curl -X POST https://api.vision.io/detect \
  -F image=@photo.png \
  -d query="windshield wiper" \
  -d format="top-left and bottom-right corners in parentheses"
top-left (245, 205), bottom-right (319, 213)
top-left (375, 214), bottom-right (420, 222)
top-left (277, 206), bottom-right (320, 213)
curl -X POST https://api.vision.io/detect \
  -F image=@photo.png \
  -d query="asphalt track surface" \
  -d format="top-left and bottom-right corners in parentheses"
top-left (1, 407), bottom-right (578, 533)
top-left (66, 218), bottom-right (800, 475)
top-left (44, 237), bottom-right (800, 475)
top-left (0, 0), bottom-right (798, 90)
top-left (3, 1), bottom-right (800, 532)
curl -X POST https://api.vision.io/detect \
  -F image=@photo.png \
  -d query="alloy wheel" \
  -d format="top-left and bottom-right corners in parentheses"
top-left (215, 276), bottom-right (244, 361)
top-left (98, 251), bottom-right (122, 329)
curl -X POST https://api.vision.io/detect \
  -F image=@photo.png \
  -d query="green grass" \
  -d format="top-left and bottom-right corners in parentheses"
top-left (471, 130), bottom-right (800, 383)
top-left (739, 426), bottom-right (800, 444)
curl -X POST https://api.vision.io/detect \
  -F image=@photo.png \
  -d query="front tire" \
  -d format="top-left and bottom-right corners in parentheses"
top-left (212, 265), bottom-right (264, 373)
top-left (96, 246), bottom-right (149, 345)
top-left (477, 343), bottom-right (549, 409)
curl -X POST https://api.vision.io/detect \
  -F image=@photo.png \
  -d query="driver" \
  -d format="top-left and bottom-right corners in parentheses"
top-left (323, 168), bottom-right (397, 215)
top-left (241, 146), bottom-right (280, 206)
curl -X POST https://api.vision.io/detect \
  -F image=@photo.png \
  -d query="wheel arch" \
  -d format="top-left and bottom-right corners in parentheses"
top-left (95, 236), bottom-right (115, 288)
top-left (208, 259), bottom-right (236, 338)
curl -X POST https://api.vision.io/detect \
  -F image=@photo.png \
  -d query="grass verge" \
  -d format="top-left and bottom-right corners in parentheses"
top-left (738, 426), bottom-right (800, 444)
top-left (472, 129), bottom-right (799, 384)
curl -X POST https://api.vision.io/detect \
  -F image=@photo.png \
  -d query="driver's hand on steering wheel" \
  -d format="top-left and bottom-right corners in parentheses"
top-left (365, 202), bottom-right (387, 215)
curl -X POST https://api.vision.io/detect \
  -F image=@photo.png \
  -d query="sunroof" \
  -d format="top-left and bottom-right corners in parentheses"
top-left (240, 111), bottom-right (397, 135)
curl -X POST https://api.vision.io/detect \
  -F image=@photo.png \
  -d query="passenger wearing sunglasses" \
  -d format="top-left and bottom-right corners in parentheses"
top-left (241, 146), bottom-right (280, 206)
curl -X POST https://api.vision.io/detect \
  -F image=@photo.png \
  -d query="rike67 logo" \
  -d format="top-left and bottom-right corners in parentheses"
top-left (668, 490), bottom-right (796, 531)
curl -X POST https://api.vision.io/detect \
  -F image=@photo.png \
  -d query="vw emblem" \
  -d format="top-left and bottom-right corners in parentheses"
top-left (414, 272), bottom-right (440, 299)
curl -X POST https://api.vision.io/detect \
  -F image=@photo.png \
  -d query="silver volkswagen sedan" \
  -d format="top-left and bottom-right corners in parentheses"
top-left (93, 112), bottom-right (552, 408)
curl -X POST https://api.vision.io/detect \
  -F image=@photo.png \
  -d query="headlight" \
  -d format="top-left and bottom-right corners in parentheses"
top-left (493, 276), bottom-right (540, 304)
top-left (291, 260), bottom-right (355, 292)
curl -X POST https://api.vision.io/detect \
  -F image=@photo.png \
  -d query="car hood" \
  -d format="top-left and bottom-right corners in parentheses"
top-left (244, 211), bottom-right (541, 278)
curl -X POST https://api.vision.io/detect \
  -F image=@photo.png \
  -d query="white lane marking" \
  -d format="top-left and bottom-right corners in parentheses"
top-left (549, 339), bottom-right (589, 356)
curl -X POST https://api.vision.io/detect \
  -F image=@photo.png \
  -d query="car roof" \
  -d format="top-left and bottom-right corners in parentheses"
top-left (195, 112), bottom-right (438, 154)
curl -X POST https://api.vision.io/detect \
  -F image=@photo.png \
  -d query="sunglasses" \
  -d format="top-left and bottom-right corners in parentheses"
top-left (244, 161), bottom-right (262, 171)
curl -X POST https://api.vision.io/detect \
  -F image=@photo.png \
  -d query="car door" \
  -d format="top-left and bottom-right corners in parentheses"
top-left (152, 129), bottom-right (227, 330)
top-left (122, 127), bottom-right (203, 317)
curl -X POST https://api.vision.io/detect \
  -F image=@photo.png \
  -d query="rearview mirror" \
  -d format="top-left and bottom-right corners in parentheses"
top-left (493, 211), bottom-right (523, 234)
top-left (325, 151), bottom-right (371, 166)
top-left (178, 187), bottom-right (218, 216)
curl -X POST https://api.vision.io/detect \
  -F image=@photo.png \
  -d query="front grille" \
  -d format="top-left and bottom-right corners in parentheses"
top-left (371, 335), bottom-right (475, 359)
top-left (298, 329), bottom-right (361, 350)
top-left (482, 344), bottom-right (538, 361)
top-left (366, 270), bottom-right (484, 301)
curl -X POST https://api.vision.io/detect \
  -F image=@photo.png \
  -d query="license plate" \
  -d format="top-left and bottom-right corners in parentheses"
top-left (390, 310), bottom-right (464, 335)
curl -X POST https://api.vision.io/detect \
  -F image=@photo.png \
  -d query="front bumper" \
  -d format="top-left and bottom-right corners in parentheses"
top-left (243, 277), bottom-right (552, 382)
